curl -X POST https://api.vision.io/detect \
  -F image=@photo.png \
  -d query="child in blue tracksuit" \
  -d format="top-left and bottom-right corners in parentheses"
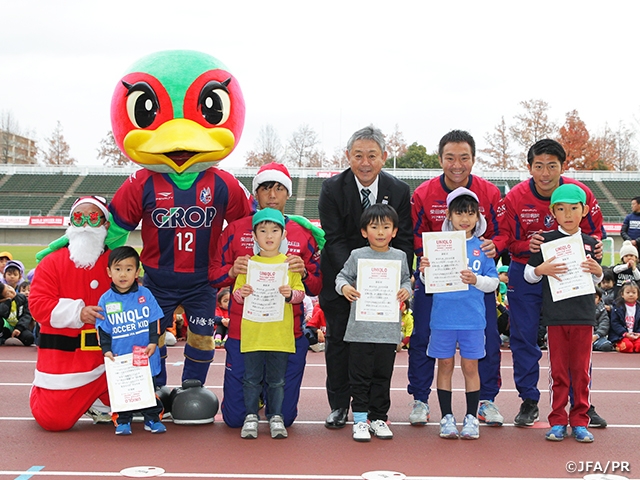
top-left (96, 246), bottom-right (166, 436)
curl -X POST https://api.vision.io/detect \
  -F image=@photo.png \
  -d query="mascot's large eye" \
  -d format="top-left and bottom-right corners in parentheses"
top-left (198, 79), bottom-right (231, 125)
top-left (123, 81), bottom-right (160, 129)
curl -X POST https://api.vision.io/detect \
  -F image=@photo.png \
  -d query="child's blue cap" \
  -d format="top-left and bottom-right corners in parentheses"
top-left (252, 208), bottom-right (285, 228)
top-left (498, 265), bottom-right (509, 274)
top-left (550, 183), bottom-right (586, 207)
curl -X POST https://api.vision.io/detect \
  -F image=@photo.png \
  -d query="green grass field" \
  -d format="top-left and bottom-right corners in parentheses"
top-left (0, 245), bottom-right (45, 273)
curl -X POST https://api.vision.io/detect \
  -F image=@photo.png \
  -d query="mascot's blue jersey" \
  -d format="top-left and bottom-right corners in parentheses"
top-left (109, 168), bottom-right (252, 276)
top-left (97, 284), bottom-right (164, 376)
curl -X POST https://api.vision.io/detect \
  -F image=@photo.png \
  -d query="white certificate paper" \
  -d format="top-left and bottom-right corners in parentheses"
top-left (243, 260), bottom-right (288, 322)
top-left (355, 258), bottom-right (401, 322)
top-left (422, 231), bottom-right (468, 293)
top-left (541, 235), bottom-right (595, 302)
top-left (104, 353), bottom-right (156, 413)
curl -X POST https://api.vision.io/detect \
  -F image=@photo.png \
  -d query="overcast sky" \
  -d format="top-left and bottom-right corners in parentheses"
top-left (2, 0), bottom-right (639, 169)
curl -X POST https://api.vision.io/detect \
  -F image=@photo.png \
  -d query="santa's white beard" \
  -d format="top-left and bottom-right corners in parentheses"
top-left (66, 225), bottom-right (108, 269)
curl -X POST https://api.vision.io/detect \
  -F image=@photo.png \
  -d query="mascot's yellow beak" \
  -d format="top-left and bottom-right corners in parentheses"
top-left (122, 118), bottom-right (235, 174)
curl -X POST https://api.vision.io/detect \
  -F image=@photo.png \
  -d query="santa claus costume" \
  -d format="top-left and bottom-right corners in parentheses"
top-left (29, 197), bottom-right (112, 431)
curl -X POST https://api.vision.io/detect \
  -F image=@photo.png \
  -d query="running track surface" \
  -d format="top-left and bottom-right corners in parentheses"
top-left (0, 344), bottom-right (638, 480)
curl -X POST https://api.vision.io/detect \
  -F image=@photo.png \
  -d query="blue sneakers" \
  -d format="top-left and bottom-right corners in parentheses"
top-left (439, 414), bottom-right (459, 439)
top-left (545, 425), bottom-right (567, 441)
top-left (572, 426), bottom-right (594, 443)
top-left (115, 423), bottom-right (132, 435)
top-left (144, 420), bottom-right (167, 434)
top-left (460, 414), bottom-right (480, 439)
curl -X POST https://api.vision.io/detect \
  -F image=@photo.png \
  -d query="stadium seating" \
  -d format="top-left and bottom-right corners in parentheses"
top-left (0, 167), bottom-right (637, 222)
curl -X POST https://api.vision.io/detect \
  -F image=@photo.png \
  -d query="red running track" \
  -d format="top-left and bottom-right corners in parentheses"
top-left (0, 343), bottom-right (638, 479)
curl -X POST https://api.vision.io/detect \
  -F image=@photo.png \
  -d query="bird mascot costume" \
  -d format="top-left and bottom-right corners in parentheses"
top-left (36, 51), bottom-right (253, 423)
top-left (107, 50), bottom-right (253, 390)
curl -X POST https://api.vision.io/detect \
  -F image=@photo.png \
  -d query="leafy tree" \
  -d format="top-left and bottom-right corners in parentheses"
top-left (479, 116), bottom-right (519, 169)
top-left (42, 121), bottom-right (76, 166)
top-left (557, 110), bottom-right (591, 170)
top-left (97, 131), bottom-right (129, 166)
top-left (285, 124), bottom-right (325, 168)
top-left (245, 124), bottom-right (282, 167)
top-left (386, 142), bottom-right (439, 168)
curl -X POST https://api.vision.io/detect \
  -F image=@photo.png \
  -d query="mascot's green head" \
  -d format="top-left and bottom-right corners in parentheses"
top-left (111, 50), bottom-right (245, 174)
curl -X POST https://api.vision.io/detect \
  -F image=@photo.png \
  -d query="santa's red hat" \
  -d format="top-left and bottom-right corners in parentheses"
top-left (252, 162), bottom-right (292, 197)
top-left (70, 195), bottom-right (110, 218)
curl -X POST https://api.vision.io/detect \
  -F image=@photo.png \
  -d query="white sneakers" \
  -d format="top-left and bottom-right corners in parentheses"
top-left (352, 420), bottom-right (394, 441)
top-left (352, 422), bottom-right (371, 442)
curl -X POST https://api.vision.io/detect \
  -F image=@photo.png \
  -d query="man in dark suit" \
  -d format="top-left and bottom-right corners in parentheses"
top-left (318, 125), bottom-right (413, 429)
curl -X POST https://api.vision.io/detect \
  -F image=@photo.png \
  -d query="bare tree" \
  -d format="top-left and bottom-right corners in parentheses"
top-left (510, 99), bottom-right (557, 161)
top-left (479, 116), bottom-right (519, 169)
top-left (97, 131), bottom-right (129, 166)
top-left (285, 124), bottom-right (323, 168)
top-left (245, 124), bottom-right (282, 167)
top-left (608, 122), bottom-right (639, 171)
top-left (385, 124), bottom-right (408, 163)
top-left (324, 147), bottom-right (348, 170)
top-left (42, 121), bottom-right (76, 166)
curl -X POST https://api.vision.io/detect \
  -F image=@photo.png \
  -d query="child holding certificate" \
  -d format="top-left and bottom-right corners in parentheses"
top-left (419, 187), bottom-right (498, 440)
top-left (335, 204), bottom-right (412, 442)
top-left (524, 184), bottom-right (602, 443)
top-left (233, 208), bottom-right (305, 440)
top-left (96, 247), bottom-right (166, 436)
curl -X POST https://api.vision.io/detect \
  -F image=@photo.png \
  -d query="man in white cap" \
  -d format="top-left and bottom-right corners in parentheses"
top-left (29, 196), bottom-right (112, 431)
top-left (209, 162), bottom-right (323, 429)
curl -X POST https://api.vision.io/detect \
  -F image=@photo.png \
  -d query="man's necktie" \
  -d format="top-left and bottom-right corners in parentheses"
top-left (361, 188), bottom-right (371, 210)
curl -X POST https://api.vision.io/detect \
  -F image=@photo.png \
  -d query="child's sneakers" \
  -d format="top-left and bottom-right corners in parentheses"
top-left (269, 415), bottom-right (288, 439)
top-left (369, 419), bottom-right (393, 439)
top-left (352, 421), bottom-right (371, 442)
top-left (115, 423), bottom-right (132, 435)
top-left (241, 414), bottom-right (259, 439)
top-left (545, 425), bottom-right (567, 441)
top-left (214, 335), bottom-right (223, 348)
top-left (144, 420), bottom-right (166, 434)
top-left (439, 414), bottom-right (459, 439)
top-left (572, 426), bottom-right (594, 443)
top-left (460, 414), bottom-right (480, 439)
top-left (478, 400), bottom-right (503, 426)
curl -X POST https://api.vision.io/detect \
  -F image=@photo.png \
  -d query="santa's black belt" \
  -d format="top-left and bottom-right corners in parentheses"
top-left (39, 329), bottom-right (101, 352)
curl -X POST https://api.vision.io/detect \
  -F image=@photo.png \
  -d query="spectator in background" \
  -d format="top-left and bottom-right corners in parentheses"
top-left (621, 197), bottom-right (640, 247)
top-left (593, 287), bottom-right (614, 352)
top-left (305, 301), bottom-right (326, 353)
top-left (3, 260), bottom-right (25, 289)
top-left (612, 241), bottom-right (640, 298)
top-left (398, 299), bottom-right (414, 352)
top-left (214, 287), bottom-right (230, 349)
top-left (608, 281), bottom-right (640, 353)
top-left (0, 251), bottom-right (12, 274)
top-left (599, 268), bottom-right (616, 315)
top-left (0, 283), bottom-right (34, 346)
